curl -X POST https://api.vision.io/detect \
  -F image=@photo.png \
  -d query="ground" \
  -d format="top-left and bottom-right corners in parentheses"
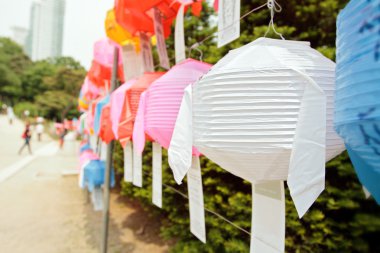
top-left (0, 115), bottom-right (169, 253)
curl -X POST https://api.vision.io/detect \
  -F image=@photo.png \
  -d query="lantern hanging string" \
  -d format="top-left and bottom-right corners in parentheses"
top-left (153, 0), bottom-right (282, 67)
top-left (142, 171), bottom-right (251, 236)
top-left (188, 2), bottom-right (268, 56)
top-left (263, 0), bottom-right (285, 40)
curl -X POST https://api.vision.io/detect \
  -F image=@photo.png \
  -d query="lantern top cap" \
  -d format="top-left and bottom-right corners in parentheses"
top-left (132, 72), bottom-right (166, 89)
top-left (253, 37), bottom-right (310, 47)
top-left (149, 58), bottom-right (211, 83)
top-left (228, 38), bottom-right (311, 56)
top-left (207, 37), bottom-right (334, 76)
top-left (177, 58), bottom-right (212, 68)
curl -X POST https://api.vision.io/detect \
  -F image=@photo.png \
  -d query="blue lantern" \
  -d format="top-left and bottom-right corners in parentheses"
top-left (335, 0), bottom-right (380, 204)
top-left (83, 160), bottom-right (115, 192)
top-left (80, 143), bottom-right (92, 154)
top-left (94, 95), bottom-right (110, 135)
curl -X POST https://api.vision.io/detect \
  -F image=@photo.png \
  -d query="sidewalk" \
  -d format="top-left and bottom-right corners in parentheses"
top-left (0, 116), bottom-right (169, 253)
top-left (0, 115), bottom-right (48, 171)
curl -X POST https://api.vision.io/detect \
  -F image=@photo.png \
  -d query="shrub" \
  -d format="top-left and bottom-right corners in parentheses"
top-left (113, 141), bottom-right (380, 253)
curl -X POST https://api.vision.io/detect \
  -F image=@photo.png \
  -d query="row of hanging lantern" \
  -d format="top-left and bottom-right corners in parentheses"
top-left (76, 0), bottom-right (379, 252)
top-left (77, 0), bottom-right (204, 223)
top-left (77, 35), bottom-right (125, 209)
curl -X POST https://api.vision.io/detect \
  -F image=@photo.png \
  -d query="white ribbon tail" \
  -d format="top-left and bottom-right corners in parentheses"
top-left (152, 142), bottom-right (163, 208)
top-left (132, 144), bottom-right (143, 187)
top-left (175, 4), bottom-right (186, 64)
top-left (124, 141), bottom-right (133, 182)
top-left (168, 84), bottom-right (193, 184)
top-left (287, 69), bottom-right (327, 218)
top-left (250, 181), bottom-right (285, 253)
top-left (187, 156), bottom-right (206, 243)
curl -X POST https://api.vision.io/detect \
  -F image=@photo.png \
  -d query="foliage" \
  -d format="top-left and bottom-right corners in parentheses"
top-left (115, 1), bottom-right (380, 253)
top-left (0, 37), bottom-right (86, 121)
top-left (13, 101), bottom-right (39, 118)
top-left (35, 90), bottom-right (78, 120)
top-left (0, 38), bottom-right (32, 103)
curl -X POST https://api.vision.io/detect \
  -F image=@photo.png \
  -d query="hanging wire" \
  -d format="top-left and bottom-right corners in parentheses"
top-left (188, 2), bottom-right (268, 59)
top-left (155, 1), bottom-right (280, 67)
top-left (189, 46), bottom-right (203, 61)
top-left (142, 171), bottom-right (251, 236)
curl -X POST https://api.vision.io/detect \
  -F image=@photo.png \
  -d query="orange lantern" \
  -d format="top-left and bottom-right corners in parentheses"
top-left (88, 60), bottom-right (124, 89)
top-left (117, 72), bottom-right (165, 147)
top-left (114, 0), bottom-right (202, 37)
top-left (99, 103), bottom-right (115, 144)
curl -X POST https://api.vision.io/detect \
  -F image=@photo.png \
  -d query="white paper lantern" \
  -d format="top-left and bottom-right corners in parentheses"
top-left (169, 38), bottom-right (345, 252)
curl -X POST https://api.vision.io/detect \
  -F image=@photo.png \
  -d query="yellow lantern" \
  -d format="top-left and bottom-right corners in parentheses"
top-left (105, 9), bottom-right (140, 51)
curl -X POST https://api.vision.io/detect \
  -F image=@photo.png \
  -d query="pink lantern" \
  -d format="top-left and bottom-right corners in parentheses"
top-left (89, 38), bottom-right (125, 88)
top-left (63, 119), bottom-right (72, 130)
top-left (133, 59), bottom-right (211, 153)
top-left (80, 150), bottom-right (99, 168)
top-left (81, 77), bottom-right (103, 100)
top-left (79, 150), bottom-right (100, 188)
top-left (86, 97), bottom-right (103, 134)
top-left (93, 38), bottom-right (123, 68)
top-left (110, 79), bottom-right (136, 139)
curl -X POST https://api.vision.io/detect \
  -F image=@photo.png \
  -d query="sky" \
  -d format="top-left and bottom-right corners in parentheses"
top-left (0, 0), bottom-right (114, 69)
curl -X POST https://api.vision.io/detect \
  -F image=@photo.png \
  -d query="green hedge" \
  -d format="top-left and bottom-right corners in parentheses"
top-left (113, 141), bottom-right (380, 253)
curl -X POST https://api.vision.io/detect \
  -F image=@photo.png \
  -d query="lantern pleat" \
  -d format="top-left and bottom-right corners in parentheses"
top-left (133, 59), bottom-right (211, 153)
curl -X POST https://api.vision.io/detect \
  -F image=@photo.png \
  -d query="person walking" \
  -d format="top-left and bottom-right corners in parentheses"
top-left (7, 106), bottom-right (14, 125)
top-left (58, 127), bottom-right (68, 149)
top-left (36, 123), bottom-right (44, 142)
top-left (19, 123), bottom-right (33, 155)
top-left (35, 117), bottom-right (44, 142)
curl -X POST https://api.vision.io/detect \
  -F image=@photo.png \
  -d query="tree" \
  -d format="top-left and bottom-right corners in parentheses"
top-left (31, 57), bottom-right (86, 120)
top-left (35, 90), bottom-right (78, 121)
top-left (0, 38), bottom-right (31, 104)
top-left (21, 60), bottom-right (56, 101)
top-left (0, 37), bottom-right (86, 120)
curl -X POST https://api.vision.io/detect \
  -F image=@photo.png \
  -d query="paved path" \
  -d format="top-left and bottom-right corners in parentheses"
top-left (0, 115), bottom-right (168, 253)
top-left (0, 115), bottom-right (49, 171)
